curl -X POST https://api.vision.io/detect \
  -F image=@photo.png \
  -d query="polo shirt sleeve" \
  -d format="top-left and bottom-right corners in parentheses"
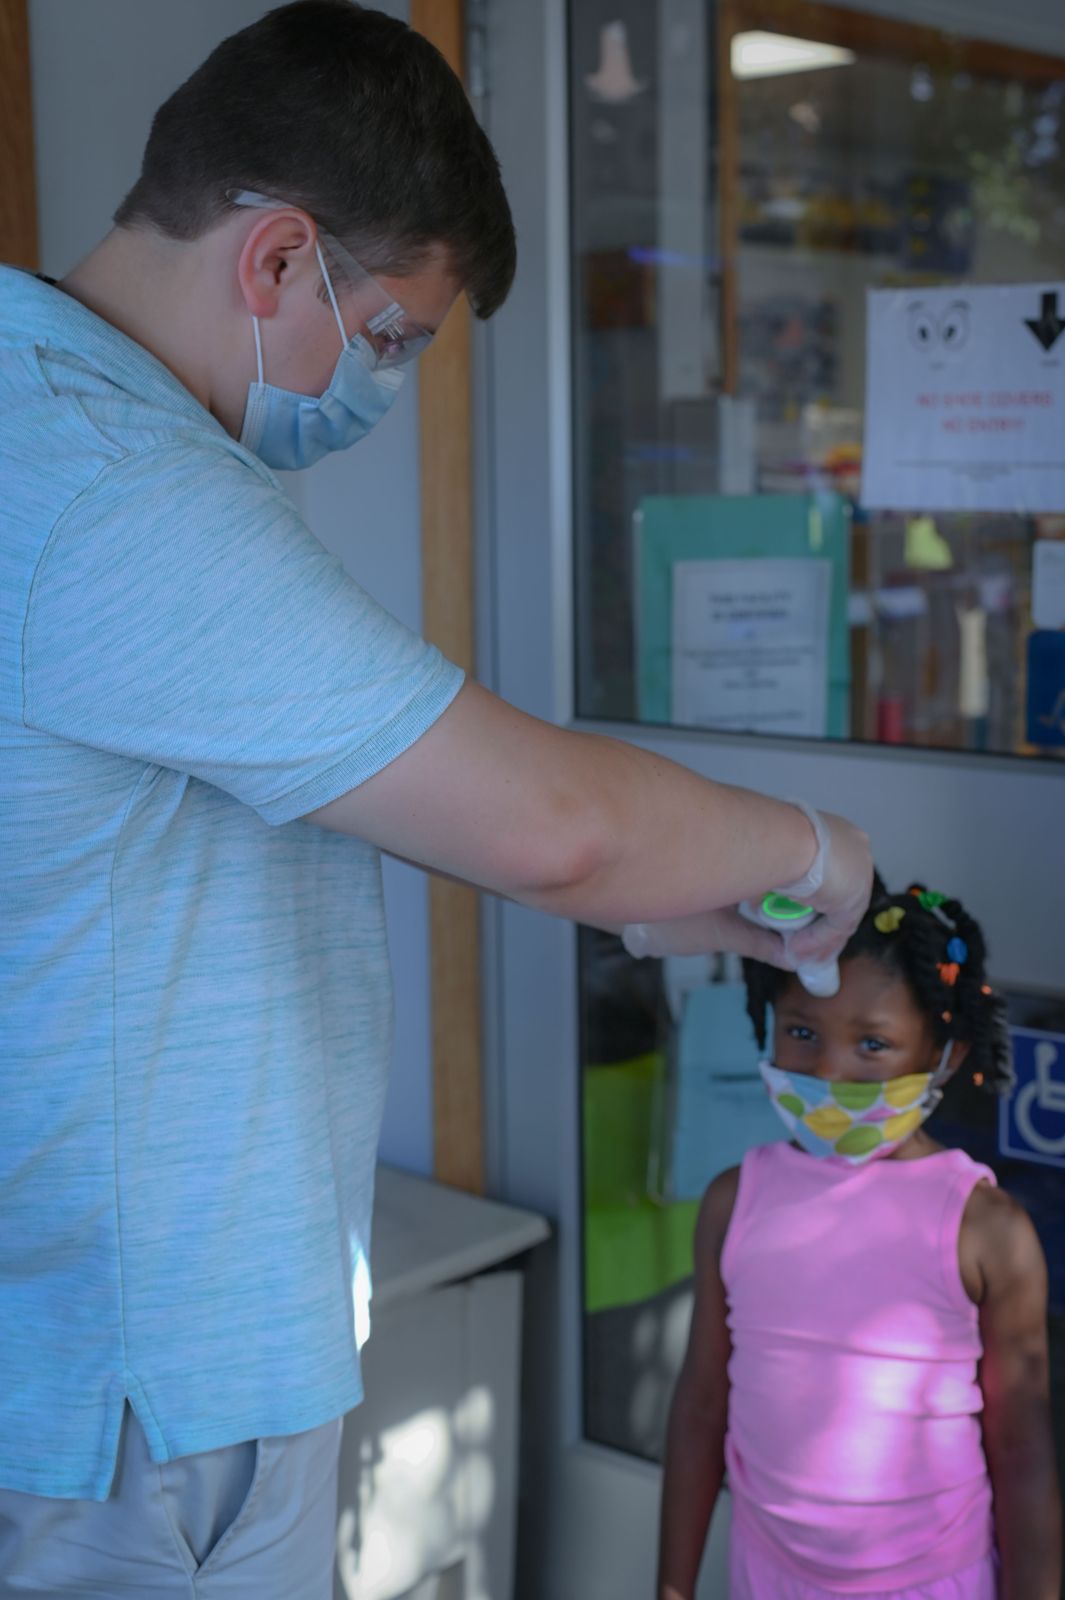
top-left (22, 442), bottom-right (465, 824)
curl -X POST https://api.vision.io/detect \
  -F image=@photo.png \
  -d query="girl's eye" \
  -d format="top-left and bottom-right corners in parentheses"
top-left (861, 1037), bottom-right (890, 1053)
top-left (787, 1025), bottom-right (815, 1042)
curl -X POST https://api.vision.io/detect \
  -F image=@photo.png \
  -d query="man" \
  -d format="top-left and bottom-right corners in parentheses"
top-left (0, 2), bottom-right (871, 1593)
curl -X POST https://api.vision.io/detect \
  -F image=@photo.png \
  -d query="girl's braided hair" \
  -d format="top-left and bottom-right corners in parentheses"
top-left (742, 876), bottom-right (1013, 1093)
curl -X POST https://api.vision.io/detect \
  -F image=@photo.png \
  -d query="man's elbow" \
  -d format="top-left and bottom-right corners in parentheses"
top-left (501, 790), bottom-right (615, 910)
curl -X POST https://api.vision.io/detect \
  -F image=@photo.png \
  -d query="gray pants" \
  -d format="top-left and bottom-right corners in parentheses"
top-left (0, 1406), bottom-right (342, 1597)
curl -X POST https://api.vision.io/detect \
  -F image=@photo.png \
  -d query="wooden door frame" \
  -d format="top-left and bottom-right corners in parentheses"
top-left (411, 0), bottom-right (485, 1195)
top-left (0, 0), bottom-right (37, 271)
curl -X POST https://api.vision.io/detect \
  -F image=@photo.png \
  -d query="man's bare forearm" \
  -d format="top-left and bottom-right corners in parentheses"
top-left (309, 684), bottom-right (821, 928)
top-left (516, 729), bottom-right (818, 927)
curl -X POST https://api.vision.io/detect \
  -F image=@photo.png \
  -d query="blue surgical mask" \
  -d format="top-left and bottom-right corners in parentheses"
top-left (239, 241), bottom-right (406, 471)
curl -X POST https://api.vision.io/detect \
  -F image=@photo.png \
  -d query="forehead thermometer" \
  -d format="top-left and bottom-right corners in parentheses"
top-left (739, 893), bottom-right (841, 998)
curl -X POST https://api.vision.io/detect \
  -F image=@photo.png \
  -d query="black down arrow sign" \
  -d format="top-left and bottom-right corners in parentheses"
top-left (1024, 290), bottom-right (1065, 353)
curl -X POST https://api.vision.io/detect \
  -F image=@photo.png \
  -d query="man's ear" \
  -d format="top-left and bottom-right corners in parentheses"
top-left (235, 209), bottom-right (318, 319)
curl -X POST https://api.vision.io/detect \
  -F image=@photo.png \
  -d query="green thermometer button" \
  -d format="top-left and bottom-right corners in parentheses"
top-left (761, 894), bottom-right (814, 923)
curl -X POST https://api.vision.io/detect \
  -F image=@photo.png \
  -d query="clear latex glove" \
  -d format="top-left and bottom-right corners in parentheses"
top-left (778, 801), bottom-right (873, 966)
top-left (621, 801), bottom-right (871, 971)
top-left (622, 909), bottom-right (798, 969)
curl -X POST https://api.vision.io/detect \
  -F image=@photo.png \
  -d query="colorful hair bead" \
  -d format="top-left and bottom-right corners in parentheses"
top-left (912, 888), bottom-right (955, 929)
top-left (938, 962), bottom-right (960, 987)
top-left (946, 936), bottom-right (968, 965)
top-left (875, 907), bottom-right (906, 934)
top-left (942, 1010), bottom-right (953, 1024)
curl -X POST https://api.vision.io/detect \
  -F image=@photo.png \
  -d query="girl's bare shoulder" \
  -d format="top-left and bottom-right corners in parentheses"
top-left (960, 1180), bottom-right (1045, 1304)
top-left (695, 1165), bottom-right (742, 1268)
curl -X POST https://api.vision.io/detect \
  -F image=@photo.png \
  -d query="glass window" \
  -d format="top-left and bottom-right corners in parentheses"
top-left (570, 0), bottom-right (1065, 1477)
top-left (570, 0), bottom-right (1065, 757)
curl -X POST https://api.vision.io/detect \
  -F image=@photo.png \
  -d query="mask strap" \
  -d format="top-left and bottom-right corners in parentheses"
top-left (251, 316), bottom-right (265, 385)
top-left (929, 1039), bottom-right (954, 1090)
top-left (315, 241), bottom-right (349, 349)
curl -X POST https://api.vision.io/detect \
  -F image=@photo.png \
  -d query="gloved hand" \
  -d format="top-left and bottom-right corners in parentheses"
top-left (777, 802), bottom-right (873, 966)
top-left (622, 802), bottom-right (872, 970)
top-left (622, 909), bottom-right (799, 968)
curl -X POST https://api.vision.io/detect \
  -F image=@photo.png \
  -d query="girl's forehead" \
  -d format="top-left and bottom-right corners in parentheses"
top-left (774, 954), bottom-right (926, 1030)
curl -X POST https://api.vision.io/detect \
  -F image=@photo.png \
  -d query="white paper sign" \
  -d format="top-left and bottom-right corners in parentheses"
top-left (1033, 540), bottom-right (1065, 630)
top-left (671, 558), bottom-right (831, 737)
top-left (862, 284), bottom-right (1065, 512)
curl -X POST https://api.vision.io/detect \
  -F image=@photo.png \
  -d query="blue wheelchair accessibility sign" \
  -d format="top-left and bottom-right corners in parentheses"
top-left (1000, 1028), bottom-right (1065, 1169)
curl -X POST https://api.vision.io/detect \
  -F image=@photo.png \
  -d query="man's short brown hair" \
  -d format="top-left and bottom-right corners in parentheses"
top-left (114, 0), bottom-right (515, 318)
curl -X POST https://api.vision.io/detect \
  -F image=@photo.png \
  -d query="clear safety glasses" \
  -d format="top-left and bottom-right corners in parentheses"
top-left (229, 189), bottom-right (434, 371)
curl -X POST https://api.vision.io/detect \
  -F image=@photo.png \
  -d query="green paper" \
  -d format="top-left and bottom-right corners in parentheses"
top-left (904, 515), bottom-right (953, 571)
top-left (636, 492), bottom-right (851, 736)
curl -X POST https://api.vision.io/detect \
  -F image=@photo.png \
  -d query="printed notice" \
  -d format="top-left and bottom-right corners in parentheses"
top-left (671, 558), bottom-right (831, 736)
top-left (862, 284), bottom-right (1065, 512)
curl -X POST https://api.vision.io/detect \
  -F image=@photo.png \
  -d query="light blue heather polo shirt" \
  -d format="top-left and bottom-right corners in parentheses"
top-left (0, 265), bottom-right (464, 1499)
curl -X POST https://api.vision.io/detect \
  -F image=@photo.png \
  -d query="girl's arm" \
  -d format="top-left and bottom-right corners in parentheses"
top-left (969, 1186), bottom-right (1062, 1600)
top-left (657, 1168), bottom-right (737, 1600)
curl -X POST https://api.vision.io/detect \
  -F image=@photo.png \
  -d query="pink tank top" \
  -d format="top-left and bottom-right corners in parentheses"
top-left (721, 1142), bottom-right (996, 1593)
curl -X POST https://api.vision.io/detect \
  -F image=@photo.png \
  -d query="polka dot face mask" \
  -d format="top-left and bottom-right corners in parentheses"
top-left (759, 1043), bottom-right (954, 1164)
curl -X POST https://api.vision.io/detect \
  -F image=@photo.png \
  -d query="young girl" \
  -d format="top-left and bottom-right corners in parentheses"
top-left (658, 882), bottom-right (1061, 1600)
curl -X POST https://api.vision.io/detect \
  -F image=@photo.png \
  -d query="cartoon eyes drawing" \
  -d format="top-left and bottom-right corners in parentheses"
top-left (939, 301), bottom-right (970, 348)
top-left (908, 304), bottom-right (936, 349)
top-left (907, 299), bottom-right (970, 352)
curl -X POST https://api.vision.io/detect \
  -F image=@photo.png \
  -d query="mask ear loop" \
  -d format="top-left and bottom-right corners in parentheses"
top-left (249, 240), bottom-right (346, 384)
top-left (315, 241), bottom-right (350, 350)
top-left (924, 1039), bottom-right (954, 1113)
top-left (251, 316), bottom-right (265, 385)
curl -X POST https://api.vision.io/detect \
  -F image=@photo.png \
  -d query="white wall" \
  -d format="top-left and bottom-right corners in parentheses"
top-left (29, 0), bottom-right (434, 1174)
